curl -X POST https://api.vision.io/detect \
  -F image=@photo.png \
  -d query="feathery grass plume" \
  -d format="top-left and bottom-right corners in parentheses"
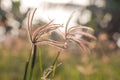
top-left (43, 12), bottom-right (96, 53)
top-left (27, 14), bottom-right (63, 45)
top-left (67, 26), bottom-right (96, 53)
top-left (25, 8), bottom-right (64, 80)
top-left (64, 12), bottom-right (96, 53)
top-left (25, 8), bottom-right (96, 80)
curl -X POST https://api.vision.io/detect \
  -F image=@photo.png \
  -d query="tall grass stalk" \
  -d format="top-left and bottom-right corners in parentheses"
top-left (29, 45), bottom-right (37, 80)
top-left (38, 46), bottom-right (43, 77)
top-left (23, 47), bottom-right (32, 80)
top-left (52, 50), bottom-right (62, 77)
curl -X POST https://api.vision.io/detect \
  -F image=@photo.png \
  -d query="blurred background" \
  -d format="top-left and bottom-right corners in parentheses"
top-left (0, 0), bottom-right (120, 80)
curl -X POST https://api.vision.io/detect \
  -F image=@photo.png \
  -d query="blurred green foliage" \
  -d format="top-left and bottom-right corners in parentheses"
top-left (0, 44), bottom-right (120, 80)
top-left (0, 0), bottom-right (120, 80)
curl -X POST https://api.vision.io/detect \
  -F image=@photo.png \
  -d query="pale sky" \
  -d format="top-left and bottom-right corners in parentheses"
top-left (0, 0), bottom-right (92, 34)
top-left (19, 0), bottom-right (92, 26)
top-left (1, 0), bottom-right (104, 25)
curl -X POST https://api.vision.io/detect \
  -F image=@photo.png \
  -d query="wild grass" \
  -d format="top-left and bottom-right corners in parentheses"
top-left (1, 8), bottom-right (120, 80)
top-left (0, 45), bottom-right (120, 80)
top-left (23, 8), bottom-right (96, 80)
top-left (24, 8), bottom-right (64, 80)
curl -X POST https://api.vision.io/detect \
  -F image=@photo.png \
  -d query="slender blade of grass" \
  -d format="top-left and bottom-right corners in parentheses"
top-left (52, 61), bottom-right (57, 78)
top-left (37, 46), bottom-right (43, 76)
top-left (29, 45), bottom-right (37, 80)
top-left (23, 46), bottom-right (33, 80)
top-left (52, 50), bottom-right (62, 78)
top-left (23, 62), bottom-right (29, 80)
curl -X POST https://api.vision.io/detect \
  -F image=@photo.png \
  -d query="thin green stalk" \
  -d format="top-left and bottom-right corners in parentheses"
top-left (38, 46), bottom-right (43, 76)
top-left (29, 44), bottom-right (37, 80)
top-left (23, 62), bottom-right (29, 80)
top-left (52, 50), bottom-right (62, 77)
top-left (41, 50), bottom-right (62, 79)
top-left (23, 46), bottom-right (33, 80)
top-left (53, 50), bottom-right (61, 66)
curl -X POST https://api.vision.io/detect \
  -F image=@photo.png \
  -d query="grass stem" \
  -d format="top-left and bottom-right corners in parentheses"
top-left (29, 44), bottom-right (37, 80)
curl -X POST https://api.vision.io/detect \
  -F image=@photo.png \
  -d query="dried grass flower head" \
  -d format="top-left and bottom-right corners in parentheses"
top-left (48, 11), bottom-right (96, 52)
top-left (40, 11), bottom-right (96, 52)
top-left (27, 9), bottom-right (63, 45)
top-left (63, 12), bottom-right (96, 53)
top-left (65, 25), bottom-right (96, 52)
top-left (27, 9), bottom-right (96, 52)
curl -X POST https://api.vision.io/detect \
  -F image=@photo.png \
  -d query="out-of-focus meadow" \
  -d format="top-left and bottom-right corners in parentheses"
top-left (0, 0), bottom-right (120, 80)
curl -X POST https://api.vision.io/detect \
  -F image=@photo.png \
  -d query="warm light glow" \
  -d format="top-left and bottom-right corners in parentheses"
top-left (19, 0), bottom-right (91, 32)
